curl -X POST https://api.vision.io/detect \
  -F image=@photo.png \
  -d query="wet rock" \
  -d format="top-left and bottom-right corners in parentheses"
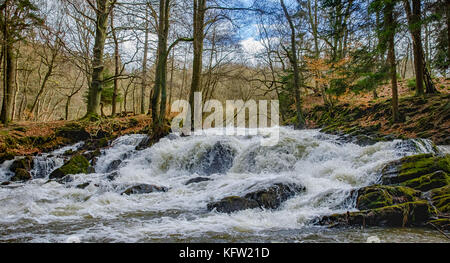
top-left (106, 159), bottom-right (122, 173)
top-left (121, 184), bottom-right (168, 195)
top-left (49, 154), bottom-right (91, 179)
top-left (428, 219), bottom-right (450, 231)
top-left (319, 201), bottom-right (434, 227)
top-left (82, 149), bottom-right (101, 161)
top-left (9, 156), bottom-right (33, 173)
top-left (56, 175), bottom-right (74, 184)
top-left (355, 185), bottom-right (421, 210)
top-left (76, 182), bottom-right (90, 189)
top-left (243, 183), bottom-right (306, 209)
top-left (105, 172), bottom-right (119, 181)
top-left (192, 142), bottom-right (236, 175)
top-left (185, 177), bottom-right (211, 185)
top-left (207, 183), bottom-right (305, 213)
top-left (1, 181), bottom-right (11, 186)
top-left (207, 196), bottom-right (260, 213)
top-left (10, 168), bottom-right (32, 182)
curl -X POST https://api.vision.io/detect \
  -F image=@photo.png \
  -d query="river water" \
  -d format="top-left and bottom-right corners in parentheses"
top-left (0, 127), bottom-right (448, 243)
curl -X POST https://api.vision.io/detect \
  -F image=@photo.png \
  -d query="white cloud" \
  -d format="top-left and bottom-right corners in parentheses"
top-left (240, 37), bottom-right (265, 55)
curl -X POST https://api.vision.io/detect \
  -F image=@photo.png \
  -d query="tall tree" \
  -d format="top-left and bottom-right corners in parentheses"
top-left (0, 0), bottom-right (42, 125)
top-left (85, 0), bottom-right (116, 120)
top-left (280, 0), bottom-right (306, 129)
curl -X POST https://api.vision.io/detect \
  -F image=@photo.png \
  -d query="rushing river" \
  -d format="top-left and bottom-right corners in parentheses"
top-left (0, 127), bottom-right (448, 243)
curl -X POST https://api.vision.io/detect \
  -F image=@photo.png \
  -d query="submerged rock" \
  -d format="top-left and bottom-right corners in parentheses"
top-left (207, 183), bottom-right (305, 213)
top-left (191, 142), bottom-right (236, 175)
top-left (106, 159), bottom-right (122, 173)
top-left (185, 177), bottom-right (211, 185)
top-left (49, 154), bottom-right (91, 179)
top-left (10, 168), bottom-right (32, 182)
top-left (121, 184), bottom-right (168, 195)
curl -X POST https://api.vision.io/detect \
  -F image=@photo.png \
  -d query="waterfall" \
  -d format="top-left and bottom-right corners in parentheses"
top-left (0, 127), bottom-right (445, 242)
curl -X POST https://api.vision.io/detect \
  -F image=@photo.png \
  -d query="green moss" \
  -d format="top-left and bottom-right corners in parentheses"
top-left (401, 171), bottom-right (449, 192)
top-left (395, 154), bottom-right (450, 183)
top-left (59, 155), bottom-right (90, 175)
top-left (356, 185), bottom-right (421, 210)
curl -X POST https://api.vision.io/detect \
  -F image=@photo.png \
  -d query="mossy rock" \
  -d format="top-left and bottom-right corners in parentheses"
top-left (49, 154), bottom-right (90, 179)
top-left (430, 185), bottom-right (450, 214)
top-left (401, 170), bottom-right (449, 192)
top-left (381, 154), bottom-right (450, 186)
top-left (10, 168), bottom-right (32, 182)
top-left (9, 156), bottom-right (34, 173)
top-left (319, 201), bottom-right (434, 227)
top-left (356, 185), bottom-right (421, 210)
top-left (0, 152), bottom-right (15, 164)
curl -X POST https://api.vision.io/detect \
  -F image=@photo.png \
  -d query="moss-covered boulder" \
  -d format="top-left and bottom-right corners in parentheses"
top-left (10, 168), bottom-right (32, 182)
top-left (49, 154), bottom-right (90, 179)
top-left (0, 152), bottom-right (15, 164)
top-left (401, 170), bottom-right (450, 192)
top-left (207, 183), bottom-right (305, 213)
top-left (428, 218), bottom-right (450, 231)
top-left (9, 156), bottom-right (33, 173)
top-left (381, 154), bottom-right (450, 187)
top-left (355, 185), bottom-right (421, 210)
top-left (319, 201), bottom-right (434, 227)
top-left (429, 185), bottom-right (450, 214)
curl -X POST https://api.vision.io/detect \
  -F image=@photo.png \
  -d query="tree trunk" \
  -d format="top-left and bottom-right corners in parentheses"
top-left (0, 43), bottom-right (15, 126)
top-left (281, 0), bottom-right (305, 129)
top-left (403, 0), bottom-right (425, 96)
top-left (188, 0), bottom-right (206, 129)
top-left (111, 9), bottom-right (120, 116)
top-left (141, 9), bottom-right (149, 114)
top-left (85, 0), bottom-right (112, 119)
top-left (385, 1), bottom-right (399, 122)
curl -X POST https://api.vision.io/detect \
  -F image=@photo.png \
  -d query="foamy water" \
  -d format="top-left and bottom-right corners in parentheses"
top-left (0, 127), bottom-right (447, 242)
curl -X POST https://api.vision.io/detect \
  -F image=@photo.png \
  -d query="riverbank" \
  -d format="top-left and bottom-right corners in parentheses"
top-left (304, 93), bottom-right (450, 146)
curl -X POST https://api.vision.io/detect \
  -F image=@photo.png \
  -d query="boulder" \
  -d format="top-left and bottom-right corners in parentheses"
top-left (10, 168), bottom-right (32, 182)
top-left (207, 183), bottom-right (305, 213)
top-left (319, 201), bottom-right (434, 227)
top-left (49, 154), bottom-right (90, 179)
top-left (121, 184), bottom-right (168, 195)
top-left (355, 185), bottom-right (421, 210)
top-left (207, 196), bottom-right (260, 213)
top-left (429, 185), bottom-right (449, 214)
top-left (55, 123), bottom-right (90, 142)
top-left (191, 142), bottom-right (236, 175)
top-left (185, 177), bottom-right (211, 185)
top-left (381, 154), bottom-right (449, 186)
top-left (9, 156), bottom-right (33, 173)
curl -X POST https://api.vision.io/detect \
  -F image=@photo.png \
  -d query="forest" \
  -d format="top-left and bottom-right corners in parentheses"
top-left (0, 0), bottom-right (449, 243)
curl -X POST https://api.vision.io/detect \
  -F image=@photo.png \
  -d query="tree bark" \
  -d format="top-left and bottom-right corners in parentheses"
top-left (188, 0), bottom-right (206, 129)
top-left (141, 9), bottom-right (149, 115)
top-left (0, 42), bottom-right (15, 125)
top-left (85, 0), bottom-right (114, 119)
top-left (111, 9), bottom-right (120, 116)
top-left (281, 0), bottom-right (305, 129)
top-left (385, 1), bottom-right (399, 122)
